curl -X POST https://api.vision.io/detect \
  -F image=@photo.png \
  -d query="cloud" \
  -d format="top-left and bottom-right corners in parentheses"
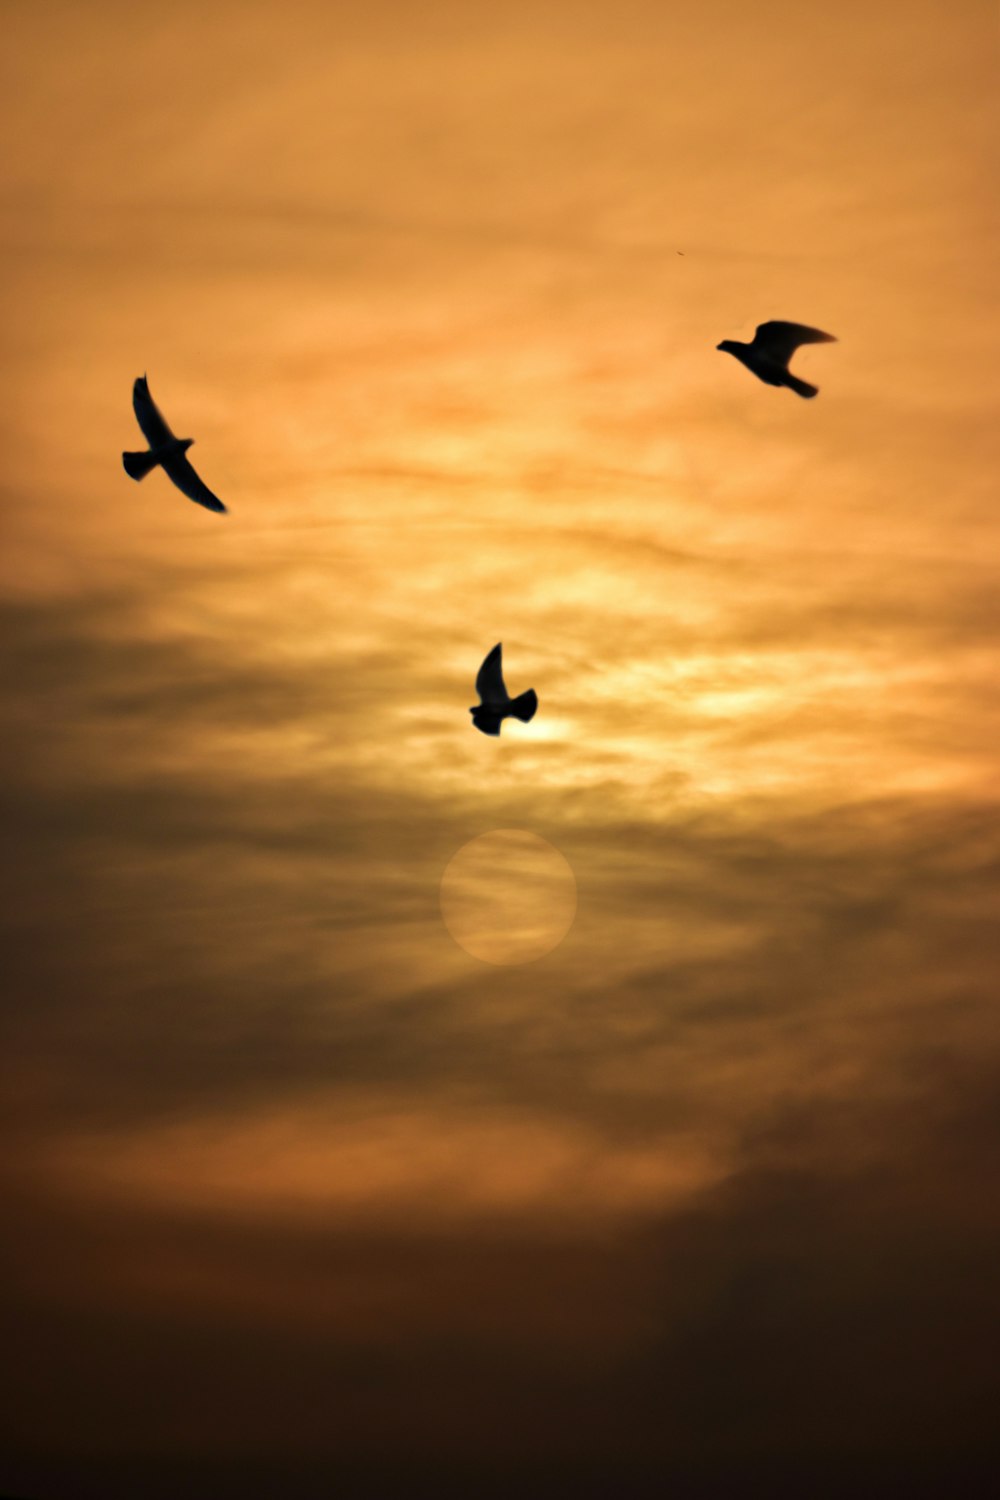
top-left (1, 2), bottom-right (999, 1493)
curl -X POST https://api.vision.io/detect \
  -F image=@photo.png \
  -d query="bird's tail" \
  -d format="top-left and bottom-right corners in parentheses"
top-left (122, 449), bottom-right (160, 480)
top-left (509, 689), bottom-right (538, 723)
top-left (784, 373), bottom-right (819, 399)
top-left (471, 708), bottom-right (502, 737)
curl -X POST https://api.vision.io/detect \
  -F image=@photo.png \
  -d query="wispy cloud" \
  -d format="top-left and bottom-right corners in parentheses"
top-left (1, 0), bottom-right (998, 1492)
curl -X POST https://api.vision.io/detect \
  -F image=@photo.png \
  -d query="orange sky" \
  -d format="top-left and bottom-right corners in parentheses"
top-left (1, 2), bottom-right (998, 1495)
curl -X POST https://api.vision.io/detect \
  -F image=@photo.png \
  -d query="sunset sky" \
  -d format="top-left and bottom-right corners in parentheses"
top-left (2, 2), bottom-right (998, 1495)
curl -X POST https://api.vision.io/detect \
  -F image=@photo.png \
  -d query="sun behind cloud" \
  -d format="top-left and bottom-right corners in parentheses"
top-left (440, 829), bottom-right (577, 964)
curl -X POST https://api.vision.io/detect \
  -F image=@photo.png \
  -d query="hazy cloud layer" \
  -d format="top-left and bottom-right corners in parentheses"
top-left (1, 1), bottom-right (998, 1495)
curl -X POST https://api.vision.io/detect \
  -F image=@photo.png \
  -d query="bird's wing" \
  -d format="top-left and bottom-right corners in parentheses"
top-left (475, 643), bottom-right (508, 704)
top-left (162, 452), bottom-right (227, 513)
top-left (753, 321), bottom-right (837, 364)
top-left (132, 376), bottom-right (176, 447)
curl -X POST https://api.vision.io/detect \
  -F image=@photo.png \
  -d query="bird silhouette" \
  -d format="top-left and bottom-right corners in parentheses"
top-left (717, 321), bottom-right (836, 398)
top-left (122, 376), bottom-right (227, 513)
top-left (470, 643), bottom-right (538, 736)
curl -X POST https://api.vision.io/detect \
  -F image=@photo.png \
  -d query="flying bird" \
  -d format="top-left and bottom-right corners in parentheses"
top-left (470, 643), bottom-right (538, 737)
top-left (717, 321), bottom-right (837, 398)
top-left (122, 376), bottom-right (227, 513)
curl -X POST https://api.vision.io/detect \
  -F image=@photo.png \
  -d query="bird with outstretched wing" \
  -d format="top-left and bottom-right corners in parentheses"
top-left (122, 376), bottom-right (227, 514)
top-left (717, 320), bottom-right (836, 398)
top-left (470, 643), bottom-right (538, 737)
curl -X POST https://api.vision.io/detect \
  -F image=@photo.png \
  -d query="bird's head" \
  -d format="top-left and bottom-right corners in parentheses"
top-left (179, 438), bottom-right (194, 452)
top-left (717, 340), bottom-right (737, 354)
